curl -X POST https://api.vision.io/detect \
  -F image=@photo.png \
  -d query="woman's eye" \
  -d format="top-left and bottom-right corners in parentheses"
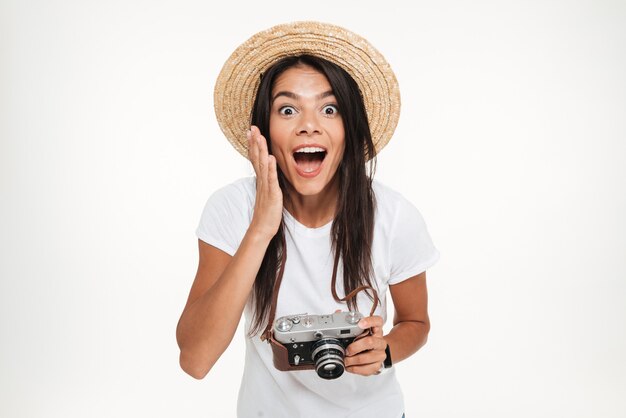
top-left (322, 105), bottom-right (338, 115)
top-left (278, 106), bottom-right (296, 116)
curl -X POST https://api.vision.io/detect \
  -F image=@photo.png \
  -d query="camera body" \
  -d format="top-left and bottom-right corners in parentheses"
top-left (273, 311), bottom-right (365, 379)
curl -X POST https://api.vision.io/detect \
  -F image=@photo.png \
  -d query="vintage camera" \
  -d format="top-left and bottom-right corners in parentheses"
top-left (273, 311), bottom-right (365, 379)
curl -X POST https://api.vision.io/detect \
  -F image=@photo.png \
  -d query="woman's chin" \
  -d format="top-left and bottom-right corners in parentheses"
top-left (284, 172), bottom-right (337, 198)
top-left (289, 182), bottom-right (326, 197)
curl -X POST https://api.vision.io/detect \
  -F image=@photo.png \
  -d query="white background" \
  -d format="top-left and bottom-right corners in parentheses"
top-left (2, 0), bottom-right (625, 417)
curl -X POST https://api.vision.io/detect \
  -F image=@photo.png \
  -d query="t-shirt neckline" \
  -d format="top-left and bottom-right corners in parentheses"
top-left (282, 209), bottom-right (333, 237)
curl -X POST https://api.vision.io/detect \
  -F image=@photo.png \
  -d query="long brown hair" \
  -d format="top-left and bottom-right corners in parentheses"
top-left (248, 55), bottom-right (377, 336)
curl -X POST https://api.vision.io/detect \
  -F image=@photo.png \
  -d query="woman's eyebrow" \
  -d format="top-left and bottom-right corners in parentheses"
top-left (271, 90), bottom-right (335, 103)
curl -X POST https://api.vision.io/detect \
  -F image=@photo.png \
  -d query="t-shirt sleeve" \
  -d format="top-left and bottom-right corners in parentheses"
top-left (195, 181), bottom-right (252, 256)
top-left (388, 197), bottom-right (440, 285)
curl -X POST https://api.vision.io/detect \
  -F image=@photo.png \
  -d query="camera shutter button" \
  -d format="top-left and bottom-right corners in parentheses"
top-left (277, 318), bottom-right (293, 332)
top-left (345, 312), bottom-right (361, 325)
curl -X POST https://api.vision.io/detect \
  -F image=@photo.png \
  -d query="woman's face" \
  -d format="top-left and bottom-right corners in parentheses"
top-left (269, 64), bottom-right (345, 198)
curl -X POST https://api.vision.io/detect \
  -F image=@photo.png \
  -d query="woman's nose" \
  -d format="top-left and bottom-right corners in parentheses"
top-left (296, 112), bottom-right (321, 136)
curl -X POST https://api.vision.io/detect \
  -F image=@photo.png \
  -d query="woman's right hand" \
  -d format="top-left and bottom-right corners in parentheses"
top-left (247, 125), bottom-right (283, 241)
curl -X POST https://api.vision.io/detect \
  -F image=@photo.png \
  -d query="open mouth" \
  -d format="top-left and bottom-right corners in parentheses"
top-left (293, 146), bottom-right (327, 174)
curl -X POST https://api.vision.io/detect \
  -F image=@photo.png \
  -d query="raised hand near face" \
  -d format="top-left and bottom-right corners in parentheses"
top-left (247, 125), bottom-right (283, 241)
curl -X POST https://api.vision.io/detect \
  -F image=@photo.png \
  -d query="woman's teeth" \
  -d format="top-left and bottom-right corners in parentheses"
top-left (295, 146), bottom-right (325, 154)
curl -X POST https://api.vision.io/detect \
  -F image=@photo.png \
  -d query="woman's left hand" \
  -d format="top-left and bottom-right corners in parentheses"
top-left (344, 315), bottom-right (387, 376)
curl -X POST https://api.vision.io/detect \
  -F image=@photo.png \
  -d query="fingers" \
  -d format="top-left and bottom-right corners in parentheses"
top-left (345, 335), bottom-right (387, 357)
top-left (359, 315), bottom-right (384, 339)
top-left (345, 362), bottom-right (383, 376)
top-left (247, 128), bottom-right (259, 174)
top-left (343, 314), bottom-right (386, 377)
top-left (344, 335), bottom-right (386, 376)
top-left (268, 155), bottom-right (279, 192)
top-left (247, 125), bottom-right (283, 239)
top-left (247, 126), bottom-right (270, 181)
top-left (344, 344), bottom-right (386, 365)
top-left (345, 356), bottom-right (385, 375)
top-left (255, 127), bottom-right (269, 180)
top-left (358, 315), bottom-right (384, 331)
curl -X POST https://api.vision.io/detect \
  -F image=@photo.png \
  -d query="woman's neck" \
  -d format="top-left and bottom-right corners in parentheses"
top-left (284, 178), bottom-right (339, 228)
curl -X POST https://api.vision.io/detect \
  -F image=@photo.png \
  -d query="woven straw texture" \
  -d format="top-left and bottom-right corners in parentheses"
top-left (214, 21), bottom-right (401, 159)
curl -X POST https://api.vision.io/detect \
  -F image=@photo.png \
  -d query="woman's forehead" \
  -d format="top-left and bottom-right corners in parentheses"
top-left (271, 65), bottom-right (332, 98)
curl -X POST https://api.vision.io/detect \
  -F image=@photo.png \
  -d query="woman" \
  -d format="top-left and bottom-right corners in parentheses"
top-left (176, 22), bottom-right (439, 418)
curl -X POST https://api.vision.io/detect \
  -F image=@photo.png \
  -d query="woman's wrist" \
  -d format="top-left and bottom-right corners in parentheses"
top-left (384, 321), bottom-right (429, 364)
top-left (245, 224), bottom-right (277, 247)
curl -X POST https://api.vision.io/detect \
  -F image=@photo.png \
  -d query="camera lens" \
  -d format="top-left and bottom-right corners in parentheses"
top-left (311, 338), bottom-right (346, 380)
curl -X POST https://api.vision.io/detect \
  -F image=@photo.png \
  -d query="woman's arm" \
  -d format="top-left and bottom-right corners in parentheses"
top-left (344, 272), bottom-right (429, 375)
top-left (176, 234), bottom-right (270, 379)
top-left (176, 126), bottom-right (282, 379)
top-left (384, 271), bottom-right (430, 362)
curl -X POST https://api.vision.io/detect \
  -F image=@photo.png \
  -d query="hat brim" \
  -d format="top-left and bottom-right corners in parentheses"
top-left (214, 21), bottom-right (400, 159)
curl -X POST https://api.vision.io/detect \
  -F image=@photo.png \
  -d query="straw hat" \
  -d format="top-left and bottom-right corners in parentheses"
top-left (213, 21), bottom-right (401, 159)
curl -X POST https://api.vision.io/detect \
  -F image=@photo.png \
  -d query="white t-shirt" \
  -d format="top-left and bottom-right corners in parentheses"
top-left (196, 177), bottom-right (439, 418)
